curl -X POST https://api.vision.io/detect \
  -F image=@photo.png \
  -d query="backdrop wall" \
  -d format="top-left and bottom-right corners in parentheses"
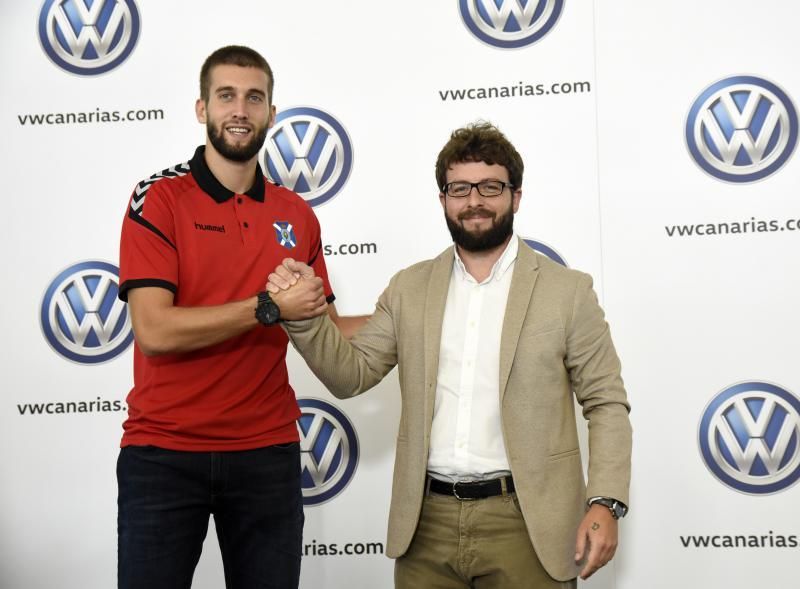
top-left (2, 1), bottom-right (797, 588)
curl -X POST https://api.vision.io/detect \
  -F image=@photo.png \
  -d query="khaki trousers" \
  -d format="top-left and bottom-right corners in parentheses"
top-left (395, 490), bottom-right (576, 589)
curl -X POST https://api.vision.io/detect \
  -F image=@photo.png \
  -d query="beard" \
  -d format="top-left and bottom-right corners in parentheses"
top-left (444, 200), bottom-right (514, 252)
top-left (207, 120), bottom-right (269, 163)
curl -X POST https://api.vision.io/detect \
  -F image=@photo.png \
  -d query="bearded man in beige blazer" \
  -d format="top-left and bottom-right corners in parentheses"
top-left (268, 122), bottom-right (632, 588)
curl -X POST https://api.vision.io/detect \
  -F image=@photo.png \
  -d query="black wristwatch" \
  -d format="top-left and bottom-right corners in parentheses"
top-left (589, 497), bottom-right (628, 519)
top-left (255, 291), bottom-right (281, 326)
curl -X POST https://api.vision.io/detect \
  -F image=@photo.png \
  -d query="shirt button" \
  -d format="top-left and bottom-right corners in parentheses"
top-left (237, 197), bottom-right (243, 204)
top-left (243, 222), bottom-right (249, 228)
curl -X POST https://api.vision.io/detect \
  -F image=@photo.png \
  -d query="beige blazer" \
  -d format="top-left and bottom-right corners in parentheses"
top-left (284, 238), bottom-right (632, 581)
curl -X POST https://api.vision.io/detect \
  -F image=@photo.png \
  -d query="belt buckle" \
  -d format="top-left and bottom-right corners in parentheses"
top-left (452, 481), bottom-right (476, 501)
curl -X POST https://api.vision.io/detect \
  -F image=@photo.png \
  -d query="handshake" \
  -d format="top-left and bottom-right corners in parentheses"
top-left (265, 258), bottom-right (328, 321)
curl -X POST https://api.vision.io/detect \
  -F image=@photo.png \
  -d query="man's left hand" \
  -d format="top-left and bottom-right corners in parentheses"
top-left (574, 504), bottom-right (618, 580)
top-left (270, 274), bottom-right (327, 321)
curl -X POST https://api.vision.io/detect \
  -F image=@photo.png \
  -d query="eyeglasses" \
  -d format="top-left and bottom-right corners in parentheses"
top-left (442, 180), bottom-right (512, 198)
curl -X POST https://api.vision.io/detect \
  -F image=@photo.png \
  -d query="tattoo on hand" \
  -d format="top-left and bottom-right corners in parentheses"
top-left (591, 522), bottom-right (600, 531)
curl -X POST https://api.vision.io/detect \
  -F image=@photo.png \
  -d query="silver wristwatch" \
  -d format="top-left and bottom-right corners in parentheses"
top-left (589, 497), bottom-right (628, 519)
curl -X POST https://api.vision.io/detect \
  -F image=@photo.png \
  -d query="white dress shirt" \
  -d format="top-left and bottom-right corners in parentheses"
top-left (427, 236), bottom-right (519, 481)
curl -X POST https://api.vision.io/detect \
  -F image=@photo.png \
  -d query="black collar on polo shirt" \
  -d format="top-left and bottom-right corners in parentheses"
top-left (190, 145), bottom-right (266, 203)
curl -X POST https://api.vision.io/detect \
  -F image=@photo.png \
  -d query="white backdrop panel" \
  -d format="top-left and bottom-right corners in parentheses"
top-left (4, 1), bottom-right (796, 588)
top-left (595, 1), bottom-right (799, 588)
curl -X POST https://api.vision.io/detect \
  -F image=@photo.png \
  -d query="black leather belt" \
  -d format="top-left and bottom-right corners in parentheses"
top-left (428, 476), bottom-right (515, 500)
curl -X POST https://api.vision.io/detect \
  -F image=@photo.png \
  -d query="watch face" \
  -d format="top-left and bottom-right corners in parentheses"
top-left (256, 299), bottom-right (280, 325)
top-left (607, 501), bottom-right (625, 519)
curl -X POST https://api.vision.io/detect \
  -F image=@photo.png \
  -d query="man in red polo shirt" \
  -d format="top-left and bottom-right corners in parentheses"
top-left (117, 45), bottom-right (362, 589)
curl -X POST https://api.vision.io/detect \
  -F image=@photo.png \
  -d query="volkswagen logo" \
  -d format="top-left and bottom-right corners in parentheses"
top-left (523, 238), bottom-right (568, 266)
top-left (264, 107), bottom-right (353, 208)
top-left (297, 398), bottom-right (359, 506)
top-left (38, 0), bottom-right (140, 76)
top-left (685, 76), bottom-right (798, 183)
top-left (40, 260), bottom-right (133, 364)
top-left (699, 381), bottom-right (800, 495)
top-left (459, 0), bottom-right (564, 49)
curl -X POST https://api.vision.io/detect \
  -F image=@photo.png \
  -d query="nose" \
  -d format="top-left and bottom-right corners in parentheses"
top-left (466, 185), bottom-right (483, 206)
top-left (231, 95), bottom-right (249, 119)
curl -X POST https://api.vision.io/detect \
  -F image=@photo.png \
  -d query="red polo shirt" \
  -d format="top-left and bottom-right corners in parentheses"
top-left (118, 146), bottom-right (333, 451)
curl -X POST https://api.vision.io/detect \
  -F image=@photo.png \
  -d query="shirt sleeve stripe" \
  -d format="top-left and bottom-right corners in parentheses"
top-left (308, 239), bottom-right (322, 267)
top-left (118, 278), bottom-right (177, 302)
top-left (128, 207), bottom-right (177, 250)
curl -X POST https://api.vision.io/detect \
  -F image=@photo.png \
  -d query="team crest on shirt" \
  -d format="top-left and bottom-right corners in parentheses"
top-left (273, 221), bottom-right (297, 249)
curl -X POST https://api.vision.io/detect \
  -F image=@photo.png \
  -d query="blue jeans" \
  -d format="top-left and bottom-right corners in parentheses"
top-left (117, 443), bottom-right (303, 589)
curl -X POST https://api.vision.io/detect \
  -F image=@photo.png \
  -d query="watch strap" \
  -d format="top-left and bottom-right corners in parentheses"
top-left (257, 291), bottom-right (271, 306)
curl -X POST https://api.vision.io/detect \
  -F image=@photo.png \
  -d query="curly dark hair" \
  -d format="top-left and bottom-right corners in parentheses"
top-left (435, 122), bottom-right (524, 191)
top-left (199, 45), bottom-right (274, 104)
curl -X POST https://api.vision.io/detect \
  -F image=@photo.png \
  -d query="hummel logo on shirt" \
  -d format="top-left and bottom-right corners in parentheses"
top-left (194, 222), bottom-right (226, 233)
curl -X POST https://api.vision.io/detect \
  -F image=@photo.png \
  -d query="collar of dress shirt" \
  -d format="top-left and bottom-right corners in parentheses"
top-left (453, 234), bottom-right (519, 284)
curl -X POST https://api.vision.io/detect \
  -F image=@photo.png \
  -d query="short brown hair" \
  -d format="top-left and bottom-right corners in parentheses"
top-left (199, 45), bottom-right (274, 103)
top-left (435, 122), bottom-right (524, 191)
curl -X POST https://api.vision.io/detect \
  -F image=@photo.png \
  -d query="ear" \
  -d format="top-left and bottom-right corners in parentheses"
top-left (511, 188), bottom-right (522, 214)
top-left (267, 104), bottom-right (276, 129)
top-left (195, 98), bottom-right (207, 124)
top-left (439, 192), bottom-right (447, 210)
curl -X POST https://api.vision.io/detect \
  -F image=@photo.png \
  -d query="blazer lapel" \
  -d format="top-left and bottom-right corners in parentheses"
top-left (499, 239), bottom-right (539, 402)
top-left (423, 247), bottom-right (454, 438)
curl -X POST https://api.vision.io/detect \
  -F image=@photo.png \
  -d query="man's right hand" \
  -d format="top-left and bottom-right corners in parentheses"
top-left (267, 258), bottom-right (327, 320)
